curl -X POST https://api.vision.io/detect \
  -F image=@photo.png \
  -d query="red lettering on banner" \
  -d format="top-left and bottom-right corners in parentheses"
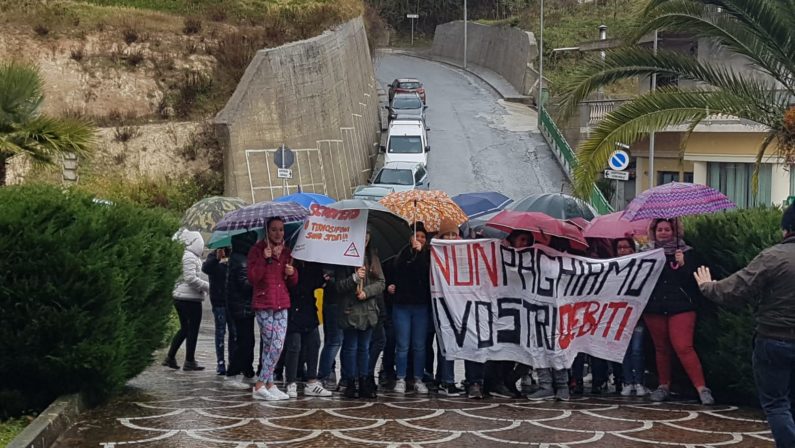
top-left (614, 305), bottom-right (634, 341)
top-left (601, 302), bottom-right (628, 338)
top-left (433, 242), bottom-right (499, 287)
top-left (559, 300), bottom-right (632, 349)
top-left (309, 204), bottom-right (360, 220)
top-left (431, 246), bottom-right (451, 286)
top-left (577, 301), bottom-right (601, 337)
top-left (474, 242), bottom-right (498, 287)
top-left (452, 244), bottom-right (474, 286)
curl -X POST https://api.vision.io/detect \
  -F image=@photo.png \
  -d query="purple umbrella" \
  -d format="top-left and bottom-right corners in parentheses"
top-left (621, 182), bottom-right (735, 222)
top-left (213, 200), bottom-right (309, 231)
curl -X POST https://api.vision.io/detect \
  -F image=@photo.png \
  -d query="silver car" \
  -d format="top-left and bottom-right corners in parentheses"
top-left (353, 162), bottom-right (430, 201)
top-left (387, 93), bottom-right (426, 122)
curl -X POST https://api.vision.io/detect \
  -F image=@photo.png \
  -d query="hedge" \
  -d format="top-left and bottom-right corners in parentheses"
top-left (686, 207), bottom-right (784, 405)
top-left (0, 184), bottom-right (182, 417)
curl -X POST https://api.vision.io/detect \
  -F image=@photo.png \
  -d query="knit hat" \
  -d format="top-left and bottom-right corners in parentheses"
top-left (782, 202), bottom-right (795, 232)
top-left (437, 218), bottom-right (460, 238)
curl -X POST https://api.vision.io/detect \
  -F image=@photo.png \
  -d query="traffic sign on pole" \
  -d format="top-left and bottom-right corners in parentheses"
top-left (608, 149), bottom-right (630, 171)
top-left (406, 13), bottom-right (419, 18)
top-left (273, 144), bottom-right (295, 169)
top-left (604, 169), bottom-right (629, 181)
top-left (277, 168), bottom-right (293, 179)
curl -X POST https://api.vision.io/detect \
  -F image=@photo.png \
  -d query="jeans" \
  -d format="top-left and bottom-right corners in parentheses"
top-left (342, 327), bottom-right (373, 379)
top-left (318, 303), bottom-right (344, 380)
top-left (368, 322), bottom-right (386, 377)
top-left (622, 324), bottom-right (646, 385)
top-left (167, 300), bottom-right (202, 362)
top-left (285, 328), bottom-right (320, 383)
top-left (644, 311), bottom-right (706, 389)
top-left (394, 303), bottom-right (430, 380)
top-left (753, 337), bottom-right (795, 447)
top-left (212, 306), bottom-right (236, 371)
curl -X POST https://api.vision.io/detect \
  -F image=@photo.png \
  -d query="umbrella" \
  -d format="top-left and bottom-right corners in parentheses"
top-left (275, 192), bottom-right (335, 208)
top-left (486, 210), bottom-right (588, 247)
top-left (451, 192), bottom-right (513, 219)
top-left (565, 217), bottom-right (590, 231)
top-left (181, 196), bottom-right (248, 240)
top-left (511, 193), bottom-right (596, 220)
top-left (380, 190), bottom-right (468, 233)
top-left (584, 212), bottom-right (651, 239)
top-left (214, 201), bottom-right (308, 232)
top-left (621, 182), bottom-right (735, 221)
top-left (326, 199), bottom-right (412, 262)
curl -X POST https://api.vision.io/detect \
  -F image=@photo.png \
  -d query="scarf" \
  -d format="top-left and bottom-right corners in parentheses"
top-left (653, 238), bottom-right (692, 255)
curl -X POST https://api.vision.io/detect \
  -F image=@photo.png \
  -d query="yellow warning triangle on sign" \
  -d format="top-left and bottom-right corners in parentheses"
top-left (344, 242), bottom-right (360, 257)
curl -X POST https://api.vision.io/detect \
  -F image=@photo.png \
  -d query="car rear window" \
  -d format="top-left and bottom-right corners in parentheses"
top-left (393, 96), bottom-right (422, 109)
top-left (375, 169), bottom-right (413, 185)
top-left (399, 82), bottom-right (421, 89)
top-left (388, 136), bottom-right (423, 154)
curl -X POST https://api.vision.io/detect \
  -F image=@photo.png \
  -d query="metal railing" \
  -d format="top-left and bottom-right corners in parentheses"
top-left (539, 106), bottom-right (614, 215)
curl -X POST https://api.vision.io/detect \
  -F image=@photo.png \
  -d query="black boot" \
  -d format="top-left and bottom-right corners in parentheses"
top-left (344, 379), bottom-right (358, 398)
top-left (360, 376), bottom-right (377, 399)
top-left (183, 360), bottom-right (205, 371)
top-left (162, 356), bottom-right (179, 369)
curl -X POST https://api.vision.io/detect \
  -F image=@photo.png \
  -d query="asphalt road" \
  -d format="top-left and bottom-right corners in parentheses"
top-left (374, 52), bottom-right (571, 199)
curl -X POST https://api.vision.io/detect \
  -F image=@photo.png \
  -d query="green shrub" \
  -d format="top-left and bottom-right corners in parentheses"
top-left (685, 207), bottom-right (784, 405)
top-left (0, 184), bottom-right (182, 417)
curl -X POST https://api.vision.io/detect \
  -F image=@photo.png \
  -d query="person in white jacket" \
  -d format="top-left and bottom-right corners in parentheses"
top-left (164, 229), bottom-right (210, 371)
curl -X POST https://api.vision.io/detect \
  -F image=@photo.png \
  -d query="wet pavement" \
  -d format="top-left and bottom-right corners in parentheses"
top-left (53, 301), bottom-right (774, 448)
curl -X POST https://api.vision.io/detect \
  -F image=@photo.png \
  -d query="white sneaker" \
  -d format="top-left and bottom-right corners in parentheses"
top-left (414, 381), bottom-right (429, 394)
top-left (304, 381), bottom-right (332, 397)
top-left (394, 379), bottom-right (406, 394)
top-left (268, 385), bottom-right (290, 400)
top-left (253, 385), bottom-right (278, 400)
top-left (620, 383), bottom-right (634, 396)
top-left (224, 375), bottom-right (252, 389)
top-left (635, 384), bottom-right (649, 397)
top-left (286, 382), bottom-right (298, 398)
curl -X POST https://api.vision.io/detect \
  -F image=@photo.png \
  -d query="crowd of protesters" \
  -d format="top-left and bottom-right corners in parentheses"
top-left (163, 202), bottom-right (795, 444)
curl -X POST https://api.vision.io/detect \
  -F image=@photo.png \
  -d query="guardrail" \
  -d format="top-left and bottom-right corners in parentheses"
top-left (539, 106), bottom-right (613, 215)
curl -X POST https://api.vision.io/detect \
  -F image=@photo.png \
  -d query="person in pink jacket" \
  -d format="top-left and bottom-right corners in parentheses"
top-left (248, 217), bottom-right (299, 400)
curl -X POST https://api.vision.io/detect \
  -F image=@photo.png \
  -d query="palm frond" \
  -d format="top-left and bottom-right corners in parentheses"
top-left (0, 61), bottom-right (43, 127)
top-left (2, 115), bottom-right (95, 163)
top-left (751, 132), bottom-right (778, 195)
top-left (572, 89), bottom-right (776, 198)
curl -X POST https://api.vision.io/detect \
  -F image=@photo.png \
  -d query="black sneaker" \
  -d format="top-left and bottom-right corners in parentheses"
top-left (438, 383), bottom-right (463, 396)
top-left (182, 360), bottom-right (205, 371)
top-left (467, 383), bottom-right (483, 399)
top-left (489, 383), bottom-right (515, 399)
top-left (162, 357), bottom-right (179, 369)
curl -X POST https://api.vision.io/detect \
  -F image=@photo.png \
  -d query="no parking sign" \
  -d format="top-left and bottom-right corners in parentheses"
top-left (608, 150), bottom-right (630, 171)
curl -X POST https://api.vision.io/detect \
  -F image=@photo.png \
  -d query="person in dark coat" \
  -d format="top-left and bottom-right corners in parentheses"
top-left (284, 260), bottom-right (332, 397)
top-left (202, 247), bottom-right (236, 375)
top-left (223, 231), bottom-right (258, 389)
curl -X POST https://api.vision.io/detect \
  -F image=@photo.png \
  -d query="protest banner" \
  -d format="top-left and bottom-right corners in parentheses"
top-left (292, 203), bottom-right (368, 266)
top-left (430, 239), bottom-right (666, 369)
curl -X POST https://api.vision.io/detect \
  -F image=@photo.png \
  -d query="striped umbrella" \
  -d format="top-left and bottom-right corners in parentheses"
top-left (213, 200), bottom-right (309, 232)
top-left (621, 182), bottom-right (735, 222)
top-left (380, 190), bottom-right (468, 233)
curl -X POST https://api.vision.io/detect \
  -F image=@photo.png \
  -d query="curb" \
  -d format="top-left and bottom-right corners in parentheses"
top-left (380, 48), bottom-right (532, 105)
top-left (8, 394), bottom-right (84, 448)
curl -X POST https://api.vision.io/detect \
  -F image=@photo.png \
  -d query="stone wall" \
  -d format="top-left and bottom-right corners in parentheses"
top-left (214, 17), bottom-right (379, 203)
top-left (431, 21), bottom-right (538, 98)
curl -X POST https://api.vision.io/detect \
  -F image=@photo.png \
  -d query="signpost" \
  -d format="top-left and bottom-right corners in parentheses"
top-left (407, 14), bottom-right (419, 46)
top-left (607, 147), bottom-right (630, 210)
top-left (273, 144), bottom-right (294, 196)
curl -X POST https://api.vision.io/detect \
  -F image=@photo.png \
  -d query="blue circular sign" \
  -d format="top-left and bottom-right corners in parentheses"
top-left (608, 150), bottom-right (630, 171)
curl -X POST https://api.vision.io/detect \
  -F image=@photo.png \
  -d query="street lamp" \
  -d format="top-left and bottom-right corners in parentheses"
top-left (463, 0), bottom-right (468, 69)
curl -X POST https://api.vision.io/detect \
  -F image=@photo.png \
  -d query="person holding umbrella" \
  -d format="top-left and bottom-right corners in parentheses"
top-left (248, 217), bottom-right (299, 401)
top-left (614, 237), bottom-right (649, 397)
top-left (642, 218), bottom-right (713, 405)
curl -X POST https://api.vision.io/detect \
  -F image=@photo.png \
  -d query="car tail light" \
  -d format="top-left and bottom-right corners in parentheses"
top-left (417, 88), bottom-right (425, 94)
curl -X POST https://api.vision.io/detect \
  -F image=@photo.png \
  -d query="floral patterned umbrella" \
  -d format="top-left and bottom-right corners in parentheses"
top-left (380, 190), bottom-right (468, 233)
top-left (181, 196), bottom-right (248, 240)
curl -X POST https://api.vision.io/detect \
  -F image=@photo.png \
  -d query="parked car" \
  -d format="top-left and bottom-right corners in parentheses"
top-left (387, 93), bottom-right (426, 123)
top-left (352, 185), bottom-right (396, 202)
top-left (388, 78), bottom-right (426, 104)
top-left (372, 161), bottom-right (429, 191)
top-left (382, 119), bottom-right (430, 166)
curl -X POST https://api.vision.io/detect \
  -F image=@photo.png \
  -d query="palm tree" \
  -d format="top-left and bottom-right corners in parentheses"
top-left (558, 0), bottom-right (794, 198)
top-left (0, 61), bottom-right (95, 186)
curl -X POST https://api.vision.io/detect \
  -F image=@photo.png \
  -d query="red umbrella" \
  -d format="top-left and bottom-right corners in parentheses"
top-left (486, 210), bottom-right (588, 248)
top-left (584, 212), bottom-right (651, 239)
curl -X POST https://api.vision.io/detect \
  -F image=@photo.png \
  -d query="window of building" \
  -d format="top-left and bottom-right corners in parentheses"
top-left (658, 171), bottom-right (694, 185)
top-left (707, 162), bottom-right (772, 208)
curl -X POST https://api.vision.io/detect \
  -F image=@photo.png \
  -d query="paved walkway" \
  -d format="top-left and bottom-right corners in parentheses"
top-left (53, 304), bottom-right (774, 447)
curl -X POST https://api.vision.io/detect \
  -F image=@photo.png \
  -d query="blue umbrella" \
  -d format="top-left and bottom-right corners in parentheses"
top-left (452, 192), bottom-right (513, 219)
top-left (275, 192), bottom-right (335, 209)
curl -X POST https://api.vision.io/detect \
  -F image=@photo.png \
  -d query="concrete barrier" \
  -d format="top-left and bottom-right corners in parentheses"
top-left (215, 17), bottom-right (380, 203)
top-left (431, 21), bottom-right (539, 99)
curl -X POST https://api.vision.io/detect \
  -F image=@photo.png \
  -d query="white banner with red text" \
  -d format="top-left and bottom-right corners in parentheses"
top-left (430, 239), bottom-right (666, 369)
top-left (292, 204), bottom-right (368, 267)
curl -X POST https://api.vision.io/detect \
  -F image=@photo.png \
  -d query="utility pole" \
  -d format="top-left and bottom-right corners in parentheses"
top-left (537, 0), bottom-right (544, 125)
top-left (463, 0), bottom-right (468, 69)
top-left (648, 29), bottom-right (658, 189)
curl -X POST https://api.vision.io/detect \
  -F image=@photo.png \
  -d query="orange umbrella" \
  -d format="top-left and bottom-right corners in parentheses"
top-left (379, 190), bottom-right (468, 233)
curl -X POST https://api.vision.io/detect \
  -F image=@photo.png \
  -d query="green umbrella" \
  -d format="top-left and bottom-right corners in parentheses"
top-left (181, 196), bottom-right (248, 242)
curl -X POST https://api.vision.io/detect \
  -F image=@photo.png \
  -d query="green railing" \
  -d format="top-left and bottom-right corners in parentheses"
top-left (538, 106), bottom-right (613, 215)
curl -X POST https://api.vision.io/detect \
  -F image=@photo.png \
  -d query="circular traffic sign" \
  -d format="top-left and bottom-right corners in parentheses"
top-left (608, 150), bottom-right (630, 171)
top-left (273, 145), bottom-right (295, 169)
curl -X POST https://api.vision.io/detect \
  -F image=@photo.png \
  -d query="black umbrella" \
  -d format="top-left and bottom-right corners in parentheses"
top-left (326, 199), bottom-right (412, 262)
top-left (510, 193), bottom-right (597, 220)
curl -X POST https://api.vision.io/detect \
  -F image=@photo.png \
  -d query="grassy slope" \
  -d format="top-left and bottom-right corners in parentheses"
top-left (0, 417), bottom-right (31, 447)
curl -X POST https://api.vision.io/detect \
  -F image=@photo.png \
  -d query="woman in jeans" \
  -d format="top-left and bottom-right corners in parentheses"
top-left (248, 217), bottom-right (299, 401)
top-left (388, 224), bottom-right (431, 394)
top-left (642, 218), bottom-right (713, 405)
top-left (614, 237), bottom-right (649, 397)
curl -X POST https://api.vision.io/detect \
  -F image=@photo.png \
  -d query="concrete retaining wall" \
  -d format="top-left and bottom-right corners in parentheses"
top-left (215, 17), bottom-right (379, 203)
top-left (431, 21), bottom-right (538, 98)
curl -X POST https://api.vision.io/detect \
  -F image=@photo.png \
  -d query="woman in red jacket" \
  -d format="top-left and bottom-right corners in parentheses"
top-left (248, 217), bottom-right (299, 401)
